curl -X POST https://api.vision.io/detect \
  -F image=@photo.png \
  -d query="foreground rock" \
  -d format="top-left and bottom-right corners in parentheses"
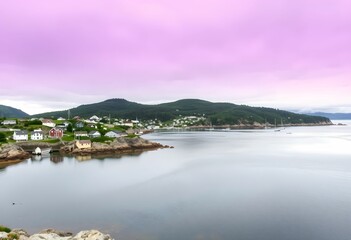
top-left (60, 137), bottom-right (170, 155)
top-left (0, 229), bottom-right (114, 240)
top-left (0, 144), bottom-right (30, 162)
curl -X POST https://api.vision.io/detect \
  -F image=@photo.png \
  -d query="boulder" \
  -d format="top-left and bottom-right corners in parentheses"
top-left (10, 229), bottom-right (30, 240)
top-left (29, 233), bottom-right (69, 240)
top-left (71, 230), bottom-right (113, 240)
top-left (0, 144), bottom-right (30, 161)
top-left (39, 229), bottom-right (72, 237)
top-left (0, 232), bottom-right (8, 239)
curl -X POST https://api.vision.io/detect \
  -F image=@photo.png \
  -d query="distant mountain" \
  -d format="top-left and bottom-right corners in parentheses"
top-left (0, 105), bottom-right (29, 118)
top-left (32, 98), bottom-right (331, 125)
top-left (306, 112), bottom-right (351, 120)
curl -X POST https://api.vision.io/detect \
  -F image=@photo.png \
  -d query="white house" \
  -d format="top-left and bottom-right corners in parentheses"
top-left (2, 120), bottom-right (16, 125)
top-left (74, 131), bottom-right (88, 138)
top-left (42, 119), bottom-right (56, 128)
top-left (57, 117), bottom-right (66, 121)
top-left (105, 130), bottom-right (122, 138)
top-left (30, 129), bottom-right (44, 140)
top-left (89, 131), bottom-right (101, 138)
top-left (122, 121), bottom-right (134, 127)
top-left (89, 115), bottom-right (100, 121)
top-left (13, 130), bottom-right (28, 141)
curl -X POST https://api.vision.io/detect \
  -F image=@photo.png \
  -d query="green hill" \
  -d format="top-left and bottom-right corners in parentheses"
top-left (32, 98), bottom-right (331, 125)
top-left (0, 105), bottom-right (29, 118)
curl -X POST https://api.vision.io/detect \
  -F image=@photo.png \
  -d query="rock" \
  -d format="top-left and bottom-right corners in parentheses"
top-left (29, 233), bottom-right (69, 240)
top-left (0, 232), bottom-right (8, 238)
top-left (0, 144), bottom-right (30, 161)
top-left (11, 229), bottom-right (30, 237)
top-left (60, 137), bottom-right (165, 155)
top-left (39, 229), bottom-right (72, 237)
top-left (10, 229), bottom-right (30, 240)
top-left (71, 230), bottom-right (113, 240)
top-left (2, 229), bottom-right (114, 240)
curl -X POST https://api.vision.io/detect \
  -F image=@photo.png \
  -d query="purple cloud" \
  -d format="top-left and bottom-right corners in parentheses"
top-left (0, 0), bottom-right (350, 114)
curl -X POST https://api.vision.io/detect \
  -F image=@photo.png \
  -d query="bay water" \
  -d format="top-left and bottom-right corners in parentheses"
top-left (1, 121), bottom-right (351, 240)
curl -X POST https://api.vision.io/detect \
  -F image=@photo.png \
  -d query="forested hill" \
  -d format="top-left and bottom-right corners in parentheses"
top-left (32, 98), bottom-right (331, 125)
top-left (0, 105), bottom-right (29, 118)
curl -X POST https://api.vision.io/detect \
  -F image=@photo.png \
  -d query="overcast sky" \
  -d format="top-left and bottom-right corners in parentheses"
top-left (0, 0), bottom-right (350, 114)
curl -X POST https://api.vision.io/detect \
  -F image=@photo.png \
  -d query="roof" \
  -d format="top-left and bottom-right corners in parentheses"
top-left (50, 127), bottom-right (63, 131)
top-left (77, 140), bottom-right (91, 144)
top-left (74, 131), bottom-right (88, 135)
top-left (110, 130), bottom-right (122, 134)
top-left (31, 130), bottom-right (43, 134)
top-left (14, 130), bottom-right (28, 135)
top-left (2, 120), bottom-right (16, 123)
top-left (89, 131), bottom-right (101, 135)
top-left (42, 119), bottom-right (54, 123)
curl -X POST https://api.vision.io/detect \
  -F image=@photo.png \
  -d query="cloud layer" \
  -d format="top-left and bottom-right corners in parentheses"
top-left (0, 0), bottom-right (350, 114)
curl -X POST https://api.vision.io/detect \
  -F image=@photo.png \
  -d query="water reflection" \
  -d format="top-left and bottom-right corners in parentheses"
top-left (31, 155), bottom-right (42, 161)
top-left (50, 155), bottom-right (64, 164)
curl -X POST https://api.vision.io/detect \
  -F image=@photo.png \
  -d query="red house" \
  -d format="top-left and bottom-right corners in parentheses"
top-left (49, 128), bottom-right (63, 138)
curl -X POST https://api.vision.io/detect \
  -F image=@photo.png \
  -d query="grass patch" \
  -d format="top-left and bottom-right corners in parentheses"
top-left (126, 134), bottom-right (139, 138)
top-left (0, 225), bottom-right (11, 233)
top-left (40, 139), bottom-right (60, 143)
top-left (61, 135), bottom-right (74, 141)
top-left (91, 136), bottom-right (114, 143)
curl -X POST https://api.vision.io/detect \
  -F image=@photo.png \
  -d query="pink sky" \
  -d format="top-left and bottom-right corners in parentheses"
top-left (0, 0), bottom-right (350, 114)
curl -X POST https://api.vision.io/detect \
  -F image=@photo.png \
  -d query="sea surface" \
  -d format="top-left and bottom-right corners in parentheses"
top-left (1, 121), bottom-right (351, 240)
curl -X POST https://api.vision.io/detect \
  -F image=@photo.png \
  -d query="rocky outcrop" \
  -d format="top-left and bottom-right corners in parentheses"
top-left (0, 144), bottom-right (30, 162)
top-left (60, 137), bottom-right (169, 155)
top-left (0, 229), bottom-right (113, 240)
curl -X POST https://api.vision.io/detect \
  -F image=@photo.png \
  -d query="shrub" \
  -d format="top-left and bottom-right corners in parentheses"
top-left (0, 133), bottom-right (7, 143)
top-left (0, 225), bottom-right (11, 233)
top-left (7, 233), bottom-right (19, 240)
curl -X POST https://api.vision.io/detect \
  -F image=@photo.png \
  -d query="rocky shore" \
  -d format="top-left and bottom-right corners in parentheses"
top-left (0, 228), bottom-right (114, 240)
top-left (61, 137), bottom-right (170, 155)
top-left (0, 144), bottom-right (30, 163)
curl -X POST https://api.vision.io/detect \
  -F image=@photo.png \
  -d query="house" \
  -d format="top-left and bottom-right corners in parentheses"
top-left (89, 115), bottom-right (100, 121)
top-left (122, 120), bottom-right (134, 127)
top-left (75, 121), bottom-right (84, 128)
top-left (89, 131), bottom-right (101, 138)
top-left (56, 124), bottom-right (67, 130)
top-left (2, 120), bottom-right (16, 125)
top-left (76, 140), bottom-right (91, 149)
top-left (63, 121), bottom-right (71, 127)
top-left (57, 117), bottom-right (66, 121)
top-left (13, 130), bottom-right (28, 141)
top-left (74, 131), bottom-right (88, 138)
top-left (31, 129), bottom-right (44, 140)
top-left (49, 128), bottom-right (63, 138)
top-left (42, 119), bottom-right (56, 128)
top-left (105, 130), bottom-right (122, 138)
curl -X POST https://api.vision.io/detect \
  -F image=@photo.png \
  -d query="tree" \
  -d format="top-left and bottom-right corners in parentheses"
top-left (0, 132), bottom-right (7, 143)
top-left (67, 124), bottom-right (73, 133)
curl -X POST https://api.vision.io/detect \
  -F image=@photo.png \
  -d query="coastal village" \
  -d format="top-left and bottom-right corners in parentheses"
top-left (0, 114), bottom-right (205, 150)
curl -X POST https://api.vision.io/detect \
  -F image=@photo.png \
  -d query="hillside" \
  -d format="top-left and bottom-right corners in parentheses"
top-left (32, 98), bottom-right (331, 125)
top-left (307, 112), bottom-right (351, 120)
top-left (0, 105), bottom-right (29, 118)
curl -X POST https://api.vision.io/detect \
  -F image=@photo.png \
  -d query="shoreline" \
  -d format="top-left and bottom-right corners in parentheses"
top-left (0, 228), bottom-right (114, 240)
top-left (0, 137), bottom-right (170, 165)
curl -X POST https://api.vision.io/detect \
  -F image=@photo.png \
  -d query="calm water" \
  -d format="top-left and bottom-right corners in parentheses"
top-left (1, 121), bottom-right (351, 240)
